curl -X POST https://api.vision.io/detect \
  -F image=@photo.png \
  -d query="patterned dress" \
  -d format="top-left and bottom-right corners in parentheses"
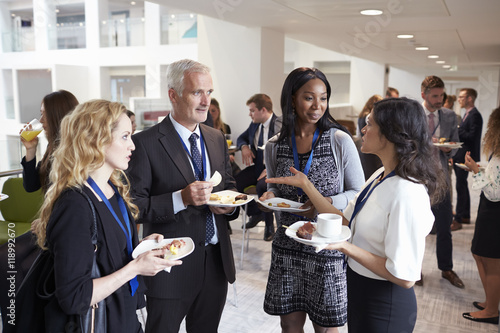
top-left (263, 131), bottom-right (347, 327)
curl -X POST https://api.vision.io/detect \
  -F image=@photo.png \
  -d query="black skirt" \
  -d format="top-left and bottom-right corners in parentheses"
top-left (471, 192), bottom-right (500, 258)
top-left (347, 266), bottom-right (417, 333)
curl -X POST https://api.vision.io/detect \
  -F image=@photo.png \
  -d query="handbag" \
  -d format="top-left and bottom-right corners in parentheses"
top-left (3, 189), bottom-right (107, 333)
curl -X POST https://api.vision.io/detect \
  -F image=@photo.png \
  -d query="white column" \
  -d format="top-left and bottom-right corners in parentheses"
top-left (260, 28), bottom-right (285, 116)
top-left (145, 1), bottom-right (160, 47)
top-left (33, 0), bottom-right (56, 51)
top-left (0, 3), bottom-right (11, 53)
top-left (85, 0), bottom-right (107, 49)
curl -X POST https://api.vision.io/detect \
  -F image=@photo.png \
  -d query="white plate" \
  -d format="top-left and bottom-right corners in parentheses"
top-left (132, 237), bottom-right (195, 267)
top-left (257, 197), bottom-right (308, 212)
top-left (0, 193), bottom-right (8, 202)
top-left (285, 221), bottom-right (351, 246)
top-left (228, 145), bottom-right (237, 150)
top-left (455, 162), bottom-right (486, 172)
top-left (206, 190), bottom-right (254, 207)
top-left (433, 142), bottom-right (463, 149)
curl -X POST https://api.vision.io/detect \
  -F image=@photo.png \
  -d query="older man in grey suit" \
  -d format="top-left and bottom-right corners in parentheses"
top-left (417, 75), bottom-right (464, 288)
top-left (127, 59), bottom-right (237, 333)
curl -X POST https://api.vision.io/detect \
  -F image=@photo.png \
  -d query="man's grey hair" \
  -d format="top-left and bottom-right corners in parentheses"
top-left (166, 59), bottom-right (211, 97)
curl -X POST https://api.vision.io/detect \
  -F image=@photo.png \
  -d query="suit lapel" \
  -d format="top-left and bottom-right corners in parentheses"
top-left (200, 124), bottom-right (217, 179)
top-left (158, 116), bottom-right (196, 184)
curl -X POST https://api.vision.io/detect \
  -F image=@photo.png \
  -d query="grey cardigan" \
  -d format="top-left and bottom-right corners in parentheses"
top-left (265, 127), bottom-right (364, 211)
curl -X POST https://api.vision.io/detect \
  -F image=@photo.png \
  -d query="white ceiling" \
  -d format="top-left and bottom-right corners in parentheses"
top-left (150, 0), bottom-right (500, 77)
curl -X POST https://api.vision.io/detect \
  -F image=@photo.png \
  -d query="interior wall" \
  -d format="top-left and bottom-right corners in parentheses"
top-left (53, 64), bottom-right (90, 103)
top-left (17, 69), bottom-right (52, 123)
top-left (197, 15), bottom-right (261, 141)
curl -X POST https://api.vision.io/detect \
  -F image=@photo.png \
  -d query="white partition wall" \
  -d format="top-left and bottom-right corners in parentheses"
top-left (53, 64), bottom-right (90, 103)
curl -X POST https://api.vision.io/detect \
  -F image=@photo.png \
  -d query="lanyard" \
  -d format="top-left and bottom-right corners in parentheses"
top-left (291, 127), bottom-right (320, 197)
top-left (348, 170), bottom-right (396, 229)
top-left (87, 177), bottom-right (138, 296)
top-left (178, 132), bottom-right (207, 181)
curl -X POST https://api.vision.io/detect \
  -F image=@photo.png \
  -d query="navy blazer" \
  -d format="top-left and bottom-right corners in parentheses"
top-left (453, 107), bottom-right (483, 162)
top-left (127, 115), bottom-right (236, 299)
top-left (236, 113), bottom-right (280, 157)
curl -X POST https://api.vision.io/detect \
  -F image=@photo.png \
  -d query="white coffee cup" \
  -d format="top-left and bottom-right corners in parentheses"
top-left (316, 213), bottom-right (342, 238)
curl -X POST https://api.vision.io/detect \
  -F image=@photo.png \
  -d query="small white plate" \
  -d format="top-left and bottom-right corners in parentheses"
top-left (132, 237), bottom-right (194, 270)
top-left (257, 198), bottom-right (308, 213)
top-left (285, 221), bottom-right (351, 246)
top-left (455, 162), bottom-right (486, 172)
top-left (206, 190), bottom-right (254, 207)
top-left (433, 142), bottom-right (463, 149)
top-left (0, 193), bottom-right (8, 202)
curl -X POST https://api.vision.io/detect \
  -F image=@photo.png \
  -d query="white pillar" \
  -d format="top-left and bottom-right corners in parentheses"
top-left (145, 1), bottom-right (160, 47)
top-left (33, 0), bottom-right (56, 51)
top-left (260, 28), bottom-right (285, 116)
top-left (85, 0), bottom-right (107, 49)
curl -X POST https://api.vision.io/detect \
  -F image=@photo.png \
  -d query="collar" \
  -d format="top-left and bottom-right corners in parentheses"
top-left (261, 113), bottom-right (273, 129)
top-left (170, 114), bottom-right (201, 141)
top-left (422, 102), bottom-right (439, 116)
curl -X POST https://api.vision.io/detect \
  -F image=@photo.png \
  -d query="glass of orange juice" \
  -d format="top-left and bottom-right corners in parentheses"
top-left (20, 118), bottom-right (43, 141)
top-left (225, 134), bottom-right (232, 148)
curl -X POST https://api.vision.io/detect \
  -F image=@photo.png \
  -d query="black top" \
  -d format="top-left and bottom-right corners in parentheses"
top-left (46, 187), bottom-right (144, 333)
top-left (21, 156), bottom-right (42, 192)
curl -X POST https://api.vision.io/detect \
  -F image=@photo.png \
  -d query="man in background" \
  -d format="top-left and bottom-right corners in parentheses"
top-left (236, 93), bottom-right (281, 241)
top-left (451, 88), bottom-right (483, 230)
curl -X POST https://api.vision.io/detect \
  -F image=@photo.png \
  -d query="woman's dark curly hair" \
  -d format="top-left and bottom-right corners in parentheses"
top-left (276, 67), bottom-right (347, 143)
top-left (372, 97), bottom-right (447, 205)
top-left (483, 106), bottom-right (500, 158)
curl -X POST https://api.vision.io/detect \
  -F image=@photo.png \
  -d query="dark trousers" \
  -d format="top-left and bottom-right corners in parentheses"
top-left (347, 266), bottom-right (417, 333)
top-left (145, 244), bottom-right (228, 333)
top-left (432, 191), bottom-right (453, 271)
top-left (453, 164), bottom-right (470, 222)
top-left (235, 166), bottom-right (274, 231)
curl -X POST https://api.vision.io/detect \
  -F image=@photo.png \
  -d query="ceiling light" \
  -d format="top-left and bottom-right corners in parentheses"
top-left (55, 9), bottom-right (59, 13)
top-left (171, 14), bottom-right (176, 19)
top-left (428, 55), bottom-right (439, 59)
top-left (415, 46), bottom-right (429, 51)
top-left (131, 1), bottom-right (136, 5)
top-left (190, 14), bottom-right (194, 18)
top-left (11, 13), bottom-right (15, 17)
top-left (360, 9), bottom-right (383, 16)
top-left (397, 34), bottom-right (414, 39)
top-left (436, 60), bottom-right (445, 64)
top-left (442, 65), bottom-right (451, 69)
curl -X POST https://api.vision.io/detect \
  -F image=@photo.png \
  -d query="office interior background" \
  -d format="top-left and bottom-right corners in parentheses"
top-left (0, 0), bottom-right (499, 179)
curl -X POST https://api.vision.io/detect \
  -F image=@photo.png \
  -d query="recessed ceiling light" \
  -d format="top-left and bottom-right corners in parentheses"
top-left (436, 60), bottom-right (445, 64)
top-left (397, 34), bottom-right (414, 39)
top-left (415, 46), bottom-right (429, 51)
top-left (442, 65), bottom-right (451, 69)
top-left (11, 13), bottom-right (15, 17)
top-left (131, 1), bottom-right (136, 5)
top-left (428, 55), bottom-right (439, 59)
top-left (55, 9), bottom-right (59, 13)
top-left (360, 9), bottom-right (383, 16)
top-left (171, 14), bottom-right (176, 19)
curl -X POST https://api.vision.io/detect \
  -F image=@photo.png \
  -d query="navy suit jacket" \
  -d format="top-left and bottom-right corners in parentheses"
top-left (432, 108), bottom-right (459, 171)
top-left (127, 115), bottom-right (236, 299)
top-left (236, 114), bottom-right (280, 165)
top-left (453, 107), bottom-right (483, 162)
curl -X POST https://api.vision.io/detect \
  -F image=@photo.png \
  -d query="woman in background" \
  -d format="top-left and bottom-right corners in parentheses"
top-left (127, 110), bottom-right (137, 134)
top-left (209, 98), bottom-right (231, 135)
top-left (33, 100), bottom-right (181, 332)
top-left (262, 67), bottom-right (364, 332)
top-left (462, 106), bottom-right (500, 325)
top-left (357, 94), bottom-right (383, 180)
top-left (268, 98), bottom-right (446, 332)
top-left (0, 90), bottom-right (78, 326)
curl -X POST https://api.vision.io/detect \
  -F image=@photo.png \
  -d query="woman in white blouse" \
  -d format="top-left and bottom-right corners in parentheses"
top-left (267, 98), bottom-right (447, 332)
top-left (462, 106), bottom-right (500, 325)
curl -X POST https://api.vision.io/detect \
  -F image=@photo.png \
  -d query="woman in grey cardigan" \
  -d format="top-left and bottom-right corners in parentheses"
top-left (261, 67), bottom-right (364, 333)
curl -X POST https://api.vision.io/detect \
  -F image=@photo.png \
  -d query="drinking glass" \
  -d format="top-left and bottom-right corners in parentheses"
top-left (20, 118), bottom-right (43, 142)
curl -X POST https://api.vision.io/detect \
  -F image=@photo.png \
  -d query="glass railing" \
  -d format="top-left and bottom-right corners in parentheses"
top-left (53, 23), bottom-right (86, 49)
top-left (100, 17), bottom-right (145, 47)
top-left (160, 13), bottom-right (197, 45)
top-left (1, 27), bottom-right (35, 52)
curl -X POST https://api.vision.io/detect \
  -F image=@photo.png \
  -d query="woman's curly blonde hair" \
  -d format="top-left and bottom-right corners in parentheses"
top-left (483, 106), bottom-right (500, 158)
top-left (35, 99), bottom-right (138, 249)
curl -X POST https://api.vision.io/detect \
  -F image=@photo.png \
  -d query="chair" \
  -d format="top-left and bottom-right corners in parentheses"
top-left (337, 119), bottom-right (356, 136)
top-left (0, 177), bottom-right (44, 245)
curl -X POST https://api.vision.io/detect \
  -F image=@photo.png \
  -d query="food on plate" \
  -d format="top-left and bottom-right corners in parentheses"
top-left (210, 193), bottom-right (221, 201)
top-left (296, 222), bottom-right (315, 240)
top-left (234, 194), bottom-right (248, 201)
top-left (154, 239), bottom-right (186, 257)
top-left (277, 202), bottom-right (291, 208)
top-left (439, 137), bottom-right (447, 144)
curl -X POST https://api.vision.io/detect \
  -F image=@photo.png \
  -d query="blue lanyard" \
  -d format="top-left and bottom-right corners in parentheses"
top-left (291, 127), bottom-right (320, 197)
top-left (87, 177), bottom-right (138, 296)
top-left (348, 170), bottom-right (396, 229)
top-left (178, 132), bottom-right (207, 181)
top-left (430, 110), bottom-right (441, 136)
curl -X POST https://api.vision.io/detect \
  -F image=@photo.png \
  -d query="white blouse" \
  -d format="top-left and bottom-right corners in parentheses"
top-left (344, 168), bottom-right (434, 282)
top-left (471, 155), bottom-right (500, 202)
